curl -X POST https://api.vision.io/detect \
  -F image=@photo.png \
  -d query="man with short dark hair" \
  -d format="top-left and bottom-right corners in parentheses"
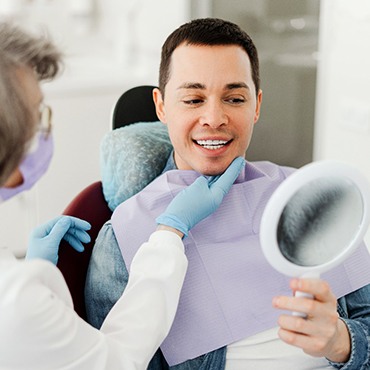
top-left (85, 18), bottom-right (370, 370)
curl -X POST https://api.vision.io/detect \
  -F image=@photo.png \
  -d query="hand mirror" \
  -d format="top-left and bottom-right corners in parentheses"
top-left (260, 160), bottom-right (370, 282)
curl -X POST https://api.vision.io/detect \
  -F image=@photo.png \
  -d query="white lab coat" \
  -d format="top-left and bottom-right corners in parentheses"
top-left (0, 230), bottom-right (187, 370)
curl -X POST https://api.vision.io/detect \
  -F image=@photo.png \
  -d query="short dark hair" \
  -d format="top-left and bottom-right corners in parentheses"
top-left (0, 22), bottom-right (62, 185)
top-left (158, 18), bottom-right (260, 97)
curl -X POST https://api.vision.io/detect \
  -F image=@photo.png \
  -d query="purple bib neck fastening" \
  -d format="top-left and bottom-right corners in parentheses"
top-left (111, 161), bottom-right (370, 366)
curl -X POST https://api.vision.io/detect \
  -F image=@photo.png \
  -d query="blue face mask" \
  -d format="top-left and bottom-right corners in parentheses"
top-left (0, 132), bottom-right (54, 202)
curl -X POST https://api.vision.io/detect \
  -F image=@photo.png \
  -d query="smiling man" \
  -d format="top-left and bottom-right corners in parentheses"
top-left (85, 18), bottom-right (370, 370)
top-left (152, 43), bottom-right (262, 175)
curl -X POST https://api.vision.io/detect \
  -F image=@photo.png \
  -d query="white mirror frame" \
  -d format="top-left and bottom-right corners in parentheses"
top-left (260, 160), bottom-right (370, 278)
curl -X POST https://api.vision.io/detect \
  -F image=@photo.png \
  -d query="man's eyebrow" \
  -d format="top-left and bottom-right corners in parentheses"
top-left (225, 82), bottom-right (250, 90)
top-left (177, 82), bottom-right (251, 91)
top-left (177, 82), bottom-right (206, 90)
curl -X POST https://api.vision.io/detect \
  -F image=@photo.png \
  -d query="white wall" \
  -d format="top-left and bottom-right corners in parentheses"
top-left (0, 0), bottom-right (190, 256)
top-left (3, 0), bottom-right (369, 255)
top-left (314, 0), bottom-right (370, 245)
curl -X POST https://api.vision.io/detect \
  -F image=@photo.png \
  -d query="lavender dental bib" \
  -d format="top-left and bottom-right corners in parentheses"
top-left (111, 161), bottom-right (370, 366)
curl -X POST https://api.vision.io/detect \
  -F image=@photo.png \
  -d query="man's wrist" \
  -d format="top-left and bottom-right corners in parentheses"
top-left (326, 318), bottom-right (351, 363)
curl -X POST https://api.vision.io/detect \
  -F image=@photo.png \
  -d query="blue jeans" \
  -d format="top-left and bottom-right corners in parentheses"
top-left (85, 221), bottom-right (370, 370)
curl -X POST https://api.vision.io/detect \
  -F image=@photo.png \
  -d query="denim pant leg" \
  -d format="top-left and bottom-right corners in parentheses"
top-left (85, 221), bottom-right (128, 329)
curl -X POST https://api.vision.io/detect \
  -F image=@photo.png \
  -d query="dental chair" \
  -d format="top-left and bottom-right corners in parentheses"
top-left (57, 181), bottom-right (112, 319)
top-left (57, 85), bottom-right (161, 320)
top-left (112, 85), bottom-right (158, 129)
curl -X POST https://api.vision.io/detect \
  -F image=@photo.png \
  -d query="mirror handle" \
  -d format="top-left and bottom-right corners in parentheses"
top-left (292, 290), bottom-right (313, 318)
top-left (292, 272), bottom-right (318, 318)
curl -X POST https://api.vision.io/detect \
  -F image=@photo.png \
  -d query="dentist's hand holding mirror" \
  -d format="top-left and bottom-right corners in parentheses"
top-left (260, 160), bottom-right (370, 361)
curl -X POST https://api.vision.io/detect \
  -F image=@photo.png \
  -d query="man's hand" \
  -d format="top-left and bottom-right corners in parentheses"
top-left (156, 157), bottom-right (245, 237)
top-left (272, 278), bottom-right (351, 363)
top-left (26, 216), bottom-right (91, 265)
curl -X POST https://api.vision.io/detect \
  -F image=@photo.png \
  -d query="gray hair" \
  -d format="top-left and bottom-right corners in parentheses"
top-left (0, 22), bottom-right (62, 186)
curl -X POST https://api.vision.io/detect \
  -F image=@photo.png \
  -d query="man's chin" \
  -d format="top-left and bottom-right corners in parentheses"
top-left (175, 153), bottom-right (235, 175)
top-left (194, 162), bottom-right (231, 176)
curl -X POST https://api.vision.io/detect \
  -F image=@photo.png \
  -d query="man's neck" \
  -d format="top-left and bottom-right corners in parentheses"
top-left (161, 151), bottom-right (177, 173)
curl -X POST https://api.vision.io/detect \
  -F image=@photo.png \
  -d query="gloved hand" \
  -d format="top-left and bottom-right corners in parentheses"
top-left (26, 216), bottom-right (91, 265)
top-left (156, 157), bottom-right (245, 237)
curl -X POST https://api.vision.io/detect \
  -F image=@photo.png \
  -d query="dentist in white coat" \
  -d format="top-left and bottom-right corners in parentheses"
top-left (0, 22), bottom-right (244, 370)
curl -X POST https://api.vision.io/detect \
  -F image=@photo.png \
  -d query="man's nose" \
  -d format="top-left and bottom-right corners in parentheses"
top-left (199, 101), bottom-right (228, 128)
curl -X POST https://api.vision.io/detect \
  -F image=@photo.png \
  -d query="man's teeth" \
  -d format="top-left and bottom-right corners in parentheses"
top-left (196, 140), bottom-right (228, 150)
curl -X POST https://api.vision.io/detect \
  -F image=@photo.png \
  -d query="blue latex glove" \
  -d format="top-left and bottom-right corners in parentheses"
top-left (26, 216), bottom-right (91, 265)
top-left (156, 157), bottom-right (245, 237)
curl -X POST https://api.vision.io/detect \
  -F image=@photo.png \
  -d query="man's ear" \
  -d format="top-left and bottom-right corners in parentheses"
top-left (153, 88), bottom-right (167, 124)
top-left (254, 89), bottom-right (263, 124)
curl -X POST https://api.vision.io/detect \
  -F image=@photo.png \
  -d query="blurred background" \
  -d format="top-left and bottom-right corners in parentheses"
top-left (0, 0), bottom-right (369, 256)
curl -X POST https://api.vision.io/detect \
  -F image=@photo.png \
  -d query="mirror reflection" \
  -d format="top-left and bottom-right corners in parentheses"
top-left (277, 176), bottom-right (363, 266)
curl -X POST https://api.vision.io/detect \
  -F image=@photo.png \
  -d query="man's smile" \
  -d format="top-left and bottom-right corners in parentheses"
top-left (194, 139), bottom-right (231, 150)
